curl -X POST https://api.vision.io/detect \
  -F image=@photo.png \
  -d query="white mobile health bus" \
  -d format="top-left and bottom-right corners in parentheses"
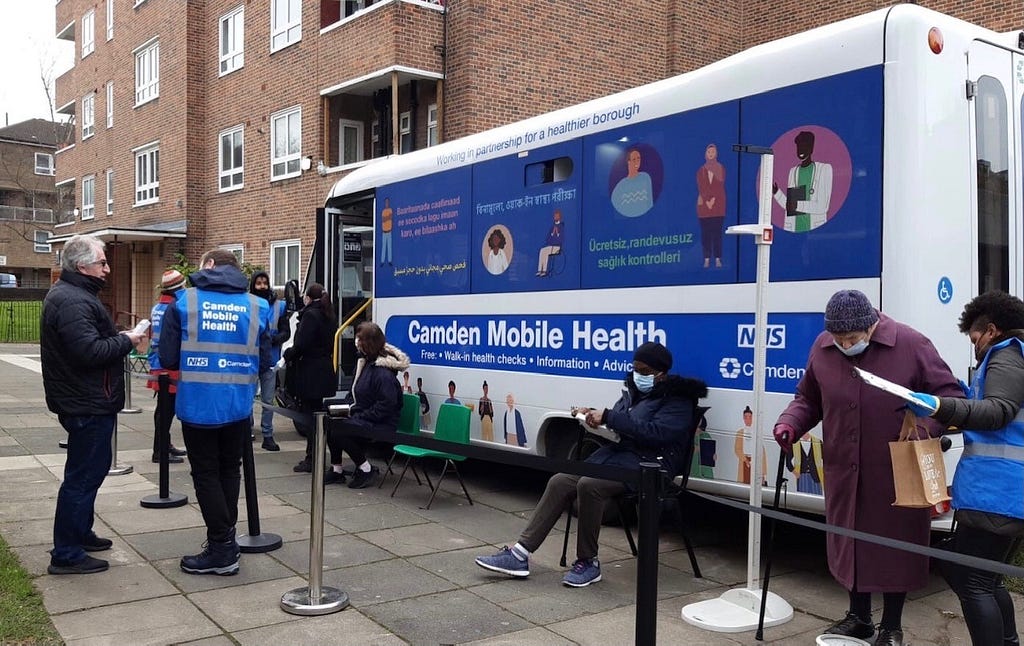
top-left (317, 5), bottom-right (1024, 515)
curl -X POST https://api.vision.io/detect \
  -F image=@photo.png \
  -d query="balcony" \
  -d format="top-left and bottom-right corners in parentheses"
top-left (0, 206), bottom-right (55, 224)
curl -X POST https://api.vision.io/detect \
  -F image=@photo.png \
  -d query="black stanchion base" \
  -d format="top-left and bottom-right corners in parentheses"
top-left (238, 532), bottom-right (283, 553)
top-left (58, 439), bottom-right (68, 449)
top-left (140, 492), bottom-right (189, 509)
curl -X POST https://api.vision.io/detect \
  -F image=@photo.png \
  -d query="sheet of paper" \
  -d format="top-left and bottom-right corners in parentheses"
top-left (575, 412), bottom-right (621, 443)
top-left (854, 367), bottom-right (936, 412)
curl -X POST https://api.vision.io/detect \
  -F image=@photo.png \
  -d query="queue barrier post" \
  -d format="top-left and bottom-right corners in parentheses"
top-left (238, 411), bottom-right (282, 552)
top-left (140, 373), bottom-right (188, 508)
top-left (120, 354), bottom-right (141, 414)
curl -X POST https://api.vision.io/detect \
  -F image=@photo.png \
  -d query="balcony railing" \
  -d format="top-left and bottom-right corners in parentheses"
top-left (0, 206), bottom-right (55, 224)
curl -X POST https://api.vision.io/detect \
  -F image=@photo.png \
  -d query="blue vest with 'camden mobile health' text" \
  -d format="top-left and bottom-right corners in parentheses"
top-left (952, 337), bottom-right (1024, 520)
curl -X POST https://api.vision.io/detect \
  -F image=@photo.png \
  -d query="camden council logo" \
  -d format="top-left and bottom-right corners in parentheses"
top-left (719, 357), bottom-right (741, 379)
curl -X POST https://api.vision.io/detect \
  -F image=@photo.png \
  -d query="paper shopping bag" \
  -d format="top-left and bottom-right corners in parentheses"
top-left (889, 410), bottom-right (951, 509)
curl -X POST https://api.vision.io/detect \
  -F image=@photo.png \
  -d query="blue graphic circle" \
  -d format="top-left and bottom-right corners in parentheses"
top-left (937, 277), bottom-right (953, 304)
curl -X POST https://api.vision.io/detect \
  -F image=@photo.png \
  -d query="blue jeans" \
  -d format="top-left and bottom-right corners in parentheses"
top-left (258, 369), bottom-right (276, 439)
top-left (52, 414), bottom-right (115, 563)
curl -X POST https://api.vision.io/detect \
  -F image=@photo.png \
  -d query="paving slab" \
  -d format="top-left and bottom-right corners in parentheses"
top-left (324, 501), bottom-right (430, 533)
top-left (187, 576), bottom-right (308, 632)
top-left (327, 557), bottom-right (457, 606)
top-left (271, 533), bottom-right (395, 574)
top-left (101, 500), bottom-right (206, 534)
top-left (231, 608), bottom-right (404, 646)
top-left (13, 535), bottom-right (145, 577)
top-left (362, 589), bottom-right (533, 645)
top-left (152, 552), bottom-right (299, 594)
top-left (357, 522), bottom-right (484, 557)
top-left (462, 626), bottom-right (579, 645)
top-left (38, 562), bottom-right (178, 614)
top-left (50, 595), bottom-right (221, 646)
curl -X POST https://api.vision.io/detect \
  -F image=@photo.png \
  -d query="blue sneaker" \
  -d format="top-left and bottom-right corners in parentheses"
top-left (562, 558), bottom-right (601, 587)
top-left (475, 546), bottom-right (529, 577)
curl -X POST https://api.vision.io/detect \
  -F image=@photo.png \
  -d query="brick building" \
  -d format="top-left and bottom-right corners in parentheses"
top-left (50, 0), bottom-right (1022, 319)
top-left (0, 119), bottom-right (71, 288)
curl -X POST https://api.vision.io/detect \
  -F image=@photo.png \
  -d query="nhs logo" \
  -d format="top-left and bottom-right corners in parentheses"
top-left (737, 324), bottom-right (786, 349)
top-left (185, 356), bottom-right (209, 367)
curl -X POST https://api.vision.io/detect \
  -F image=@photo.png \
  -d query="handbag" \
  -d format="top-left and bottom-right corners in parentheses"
top-left (889, 410), bottom-right (951, 509)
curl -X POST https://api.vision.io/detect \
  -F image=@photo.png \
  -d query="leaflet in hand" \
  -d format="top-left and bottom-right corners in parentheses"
top-left (132, 319), bottom-right (151, 335)
top-left (854, 367), bottom-right (937, 412)
top-left (573, 410), bottom-right (620, 443)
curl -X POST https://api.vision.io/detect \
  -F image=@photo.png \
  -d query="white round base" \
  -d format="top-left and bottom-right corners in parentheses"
top-left (681, 587), bottom-right (793, 633)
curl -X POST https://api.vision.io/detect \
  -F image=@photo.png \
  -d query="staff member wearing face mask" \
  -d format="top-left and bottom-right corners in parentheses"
top-left (772, 289), bottom-right (961, 646)
top-left (475, 342), bottom-right (707, 588)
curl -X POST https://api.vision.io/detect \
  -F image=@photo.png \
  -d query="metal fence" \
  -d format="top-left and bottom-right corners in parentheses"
top-left (0, 288), bottom-right (47, 343)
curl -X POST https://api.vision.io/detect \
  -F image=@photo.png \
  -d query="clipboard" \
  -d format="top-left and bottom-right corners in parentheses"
top-left (854, 367), bottom-right (937, 412)
top-left (574, 412), bottom-right (621, 443)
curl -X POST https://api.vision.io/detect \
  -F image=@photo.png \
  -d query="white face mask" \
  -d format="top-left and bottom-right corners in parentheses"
top-left (834, 339), bottom-right (869, 356)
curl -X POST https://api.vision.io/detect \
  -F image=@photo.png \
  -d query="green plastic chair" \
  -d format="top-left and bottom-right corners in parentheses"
top-left (390, 403), bottom-right (474, 509)
top-left (378, 393), bottom-right (424, 488)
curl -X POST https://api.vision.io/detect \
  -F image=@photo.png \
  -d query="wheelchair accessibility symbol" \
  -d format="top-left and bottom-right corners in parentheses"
top-left (937, 277), bottom-right (953, 304)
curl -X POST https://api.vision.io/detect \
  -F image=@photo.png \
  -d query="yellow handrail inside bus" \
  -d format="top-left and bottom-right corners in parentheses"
top-left (333, 297), bottom-right (373, 368)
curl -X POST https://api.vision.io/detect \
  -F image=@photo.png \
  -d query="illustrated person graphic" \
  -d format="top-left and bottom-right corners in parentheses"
top-left (485, 227), bottom-right (510, 275)
top-left (790, 432), bottom-right (824, 495)
top-left (772, 130), bottom-right (834, 233)
top-left (536, 210), bottom-right (564, 277)
top-left (417, 376), bottom-right (431, 428)
top-left (444, 380), bottom-right (461, 405)
top-left (690, 411), bottom-right (715, 479)
top-left (379, 197), bottom-right (393, 266)
top-left (733, 405), bottom-right (766, 485)
top-left (504, 393), bottom-right (528, 447)
top-left (402, 370), bottom-right (412, 393)
top-left (478, 380), bottom-right (495, 442)
top-left (610, 147), bottom-right (654, 217)
top-left (696, 143), bottom-right (726, 268)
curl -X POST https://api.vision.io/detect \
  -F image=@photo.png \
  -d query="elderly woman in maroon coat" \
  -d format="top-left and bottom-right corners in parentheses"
top-left (773, 290), bottom-right (962, 646)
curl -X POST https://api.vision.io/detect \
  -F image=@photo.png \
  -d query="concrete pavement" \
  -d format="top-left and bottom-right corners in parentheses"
top-left (0, 343), bottom-right (998, 645)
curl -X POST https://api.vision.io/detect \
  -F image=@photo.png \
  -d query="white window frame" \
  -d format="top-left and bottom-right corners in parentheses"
top-left (105, 168), bottom-right (114, 215)
top-left (270, 106), bottom-right (302, 181)
top-left (34, 230), bottom-right (51, 253)
top-left (82, 175), bottom-right (95, 220)
top-left (133, 142), bottom-right (159, 206)
top-left (219, 125), bottom-right (244, 192)
top-left (339, 119), bottom-right (364, 166)
top-left (219, 6), bottom-right (244, 76)
top-left (269, 239), bottom-right (300, 288)
top-left (34, 153), bottom-right (54, 176)
top-left (134, 38), bottom-right (160, 106)
top-left (220, 244), bottom-right (244, 265)
top-left (106, 81), bottom-right (113, 128)
top-left (106, 0), bottom-right (113, 40)
top-left (399, 111), bottom-right (411, 153)
top-left (270, 0), bottom-right (301, 53)
top-left (82, 92), bottom-right (95, 139)
top-left (427, 103), bottom-right (438, 147)
top-left (81, 10), bottom-right (95, 58)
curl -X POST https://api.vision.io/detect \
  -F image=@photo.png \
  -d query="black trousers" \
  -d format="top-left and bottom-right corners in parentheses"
top-left (326, 417), bottom-right (373, 466)
top-left (152, 391), bottom-right (176, 454)
top-left (181, 418), bottom-right (247, 543)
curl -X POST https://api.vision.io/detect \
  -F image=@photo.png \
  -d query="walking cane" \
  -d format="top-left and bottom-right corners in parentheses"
top-left (755, 435), bottom-right (790, 640)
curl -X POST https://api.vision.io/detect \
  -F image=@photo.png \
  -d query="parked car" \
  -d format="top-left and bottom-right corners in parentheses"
top-left (0, 273), bottom-right (17, 288)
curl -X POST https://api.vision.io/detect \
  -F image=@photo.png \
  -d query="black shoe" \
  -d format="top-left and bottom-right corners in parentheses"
top-left (168, 445), bottom-right (187, 457)
top-left (874, 627), bottom-right (903, 646)
top-left (180, 539), bottom-right (240, 576)
top-left (152, 453), bottom-right (185, 464)
top-left (81, 533), bottom-right (113, 552)
top-left (824, 612), bottom-right (874, 640)
top-left (293, 457), bottom-right (313, 473)
top-left (47, 555), bottom-right (109, 575)
top-left (348, 466), bottom-right (379, 489)
top-left (261, 438), bottom-right (280, 452)
top-left (324, 470), bottom-right (346, 485)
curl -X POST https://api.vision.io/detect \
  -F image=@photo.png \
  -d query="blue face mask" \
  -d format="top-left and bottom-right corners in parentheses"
top-left (834, 339), bottom-right (869, 357)
top-left (633, 372), bottom-right (656, 392)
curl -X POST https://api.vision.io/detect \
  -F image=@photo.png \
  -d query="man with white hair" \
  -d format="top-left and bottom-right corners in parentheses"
top-left (41, 234), bottom-right (144, 575)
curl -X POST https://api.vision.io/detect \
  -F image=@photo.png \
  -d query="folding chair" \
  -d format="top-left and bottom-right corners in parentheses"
top-left (379, 393), bottom-right (426, 488)
top-left (390, 403), bottom-right (473, 509)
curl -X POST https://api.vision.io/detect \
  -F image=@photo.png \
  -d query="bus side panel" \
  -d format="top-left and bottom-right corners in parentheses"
top-left (737, 65), bottom-right (884, 283)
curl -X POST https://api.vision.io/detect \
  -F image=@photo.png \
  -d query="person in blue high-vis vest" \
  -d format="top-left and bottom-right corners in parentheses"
top-left (249, 270), bottom-right (291, 451)
top-left (148, 269), bottom-right (188, 464)
top-left (160, 249), bottom-right (270, 576)
top-left (910, 291), bottom-right (1024, 646)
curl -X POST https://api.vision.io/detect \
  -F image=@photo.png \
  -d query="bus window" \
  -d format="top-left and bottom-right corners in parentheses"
top-left (975, 75), bottom-right (1009, 293)
top-left (525, 157), bottom-right (574, 186)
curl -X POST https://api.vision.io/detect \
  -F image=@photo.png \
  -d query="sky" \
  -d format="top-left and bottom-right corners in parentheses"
top-left (0, 3), bottom-right (74, 127)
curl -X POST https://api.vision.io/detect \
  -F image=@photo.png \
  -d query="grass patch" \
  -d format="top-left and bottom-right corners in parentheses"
top-left (0, 300), bottom-right (42, 343)
top-left (0, 534), bottom-right (62, 645)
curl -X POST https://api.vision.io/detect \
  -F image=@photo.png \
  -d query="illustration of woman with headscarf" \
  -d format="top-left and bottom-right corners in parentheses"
top-left (696, 143), bottom-right (726, 268)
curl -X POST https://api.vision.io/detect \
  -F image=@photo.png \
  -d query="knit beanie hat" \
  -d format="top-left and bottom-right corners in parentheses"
top-left (161, 269), bottom-right (186, 292)
top-left (824, 289), bottom-right (879, 333)
top-left (633, 342), bottom-right (672, 372)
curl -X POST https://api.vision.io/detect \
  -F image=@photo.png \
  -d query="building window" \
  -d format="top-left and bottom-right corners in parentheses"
top-left (219, 7), bottom-right (244, 76)
top-left (427, 104), bottom-right (438, 147)
top-left (270, 239), bottom-right (300, 288)
top-left (34, 153), bottom-right (54, 176)
top-left (134, 39), bottom-right (160, 106)
top-left (339, 119), bottom-right (363, 165)
top-left (220, 244), bottom-right (244, 265)
top-left (271, 0), bottom-right (301, 52)
top-left (82, 10), bottom-right (95, 58)
top-left (399, 111), bottom-right (411, 153)
top-left (34, 230), bottom-right (51, 253)
top-left (270, 106), bottom-right (301, 180)
top-left (219, 125), bottom-right (244, 191)
top-left (82, 93), bottom-right (95, 139)
top-left (134, 143), bottom-right (159, 205)
top-left (105, 169), bottom-right (114, 214)
top-left (106, 81), bottom-right (114, 128)
top-left (106, 0), bottom-right (113, 40)
top-left (82, 175), bottom-right (95, 220)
